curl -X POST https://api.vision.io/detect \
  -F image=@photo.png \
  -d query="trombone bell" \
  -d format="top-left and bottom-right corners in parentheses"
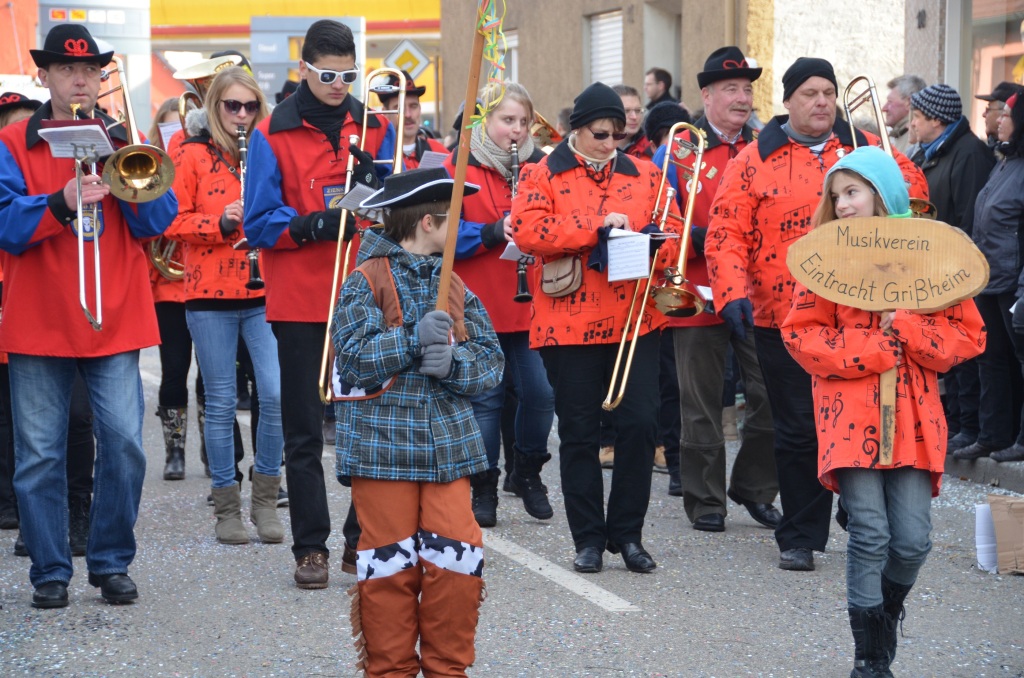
top-left (651, 275), bottom-right (705, 318)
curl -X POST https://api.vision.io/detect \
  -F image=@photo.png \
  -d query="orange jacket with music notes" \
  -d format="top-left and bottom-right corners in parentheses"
top-left (781, 287), bottom-right (985, 496)
top-left (705, 117), bottom-right (929, 329)
top-left (511, 141), bottom-right (681, 349)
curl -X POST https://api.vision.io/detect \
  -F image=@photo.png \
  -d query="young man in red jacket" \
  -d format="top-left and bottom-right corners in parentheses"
top-left (243, 18), bottom-right (395, 589)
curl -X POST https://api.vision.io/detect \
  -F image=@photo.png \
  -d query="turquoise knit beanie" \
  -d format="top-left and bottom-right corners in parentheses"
top-left (825, 146), bottom-right (911, 218)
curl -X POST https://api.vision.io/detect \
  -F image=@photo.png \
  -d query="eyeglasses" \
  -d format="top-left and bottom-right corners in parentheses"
top-left (431, 213), bottom-right (449, 221)
top-left (305, 62), bottom-right (360, 85)
top-left (587, 127), bottom-right (628, 141)
top-left (986, 105), bottom-right (1005, 114)
top-left (624, 107), bottom-right (646, 116)
top-left (221, 99), bottom-right (260, 115)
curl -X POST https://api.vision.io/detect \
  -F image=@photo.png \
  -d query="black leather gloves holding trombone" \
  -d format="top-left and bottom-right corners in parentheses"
top-left (414, 310), bottom-right (455, 379)
top-left (288, 209), bottom-right (359, 246)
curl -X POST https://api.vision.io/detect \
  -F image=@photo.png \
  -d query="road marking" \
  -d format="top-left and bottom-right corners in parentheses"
top-left (484, 534), bottom-right (640, 612)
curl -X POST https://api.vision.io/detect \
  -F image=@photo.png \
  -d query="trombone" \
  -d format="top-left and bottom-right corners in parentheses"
top-left (602, 187), bottom-right (678, 411)
top-left (73, 56), bottom-right (175, 330)
top-left (651, 122), bottom-right (707, 318)
top-left (317, 69), bottom-right (408, 403)
top-left (843, 75), bottom-right (935, 219)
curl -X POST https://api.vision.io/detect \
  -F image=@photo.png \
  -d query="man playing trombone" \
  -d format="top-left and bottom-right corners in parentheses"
top-left (0, 24), bottom-right (178, 608)
top-left (243, 19), bottom-right (395, 590)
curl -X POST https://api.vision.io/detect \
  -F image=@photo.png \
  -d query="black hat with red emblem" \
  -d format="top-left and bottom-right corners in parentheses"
top-left (697, 46), bottom-right (763, 89)
top-left (30, 24), bottom-right (114, 69)
top-left (0, 92), bottom-right (42, 118)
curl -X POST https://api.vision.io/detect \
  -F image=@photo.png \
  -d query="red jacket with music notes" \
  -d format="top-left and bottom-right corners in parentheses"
top-left (511, 141), bottom-right (681, 349)
top-left (706, 117), bottom-right (929, 328)
top-left (447, 148), bottom-right (545, 334)
top-left (781, 288), bottom-right (985, 496)
top-left (164, 132), bottom-right (264, 304)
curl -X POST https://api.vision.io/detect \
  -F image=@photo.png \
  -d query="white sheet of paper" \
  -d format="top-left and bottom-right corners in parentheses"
top-left (37, 124), bottom-right (114, 160)
top-left (499, 241), bottom-right (534, 262)
top-left (337, 183), bottom-right (382, 222)
top-left (607, 229), bottom-right (651, 282)
top-left (696, 285), bottom-right (713, 302)
top-left (158, 120), bottom-right (182, 149)
top-left (418, 150), bottom-right (449, 169)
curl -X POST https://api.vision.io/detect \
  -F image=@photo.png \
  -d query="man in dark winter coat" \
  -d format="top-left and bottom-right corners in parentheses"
top-left (909, 83), bottom-right (995, 456)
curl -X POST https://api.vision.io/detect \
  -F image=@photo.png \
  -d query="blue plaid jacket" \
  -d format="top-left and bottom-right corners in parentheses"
top-left (331, 229), bottom-right (503, 482)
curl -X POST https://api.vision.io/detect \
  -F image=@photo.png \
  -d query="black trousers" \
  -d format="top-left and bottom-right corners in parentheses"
top-left (974, 293), bottom-right (1023, 448)
top-left (0, 366), bottom-right (94, 515)
top-left (540, 331), bottom-right (660, 551)
top-left (154, 302), bottom-right (192, 408)
top-left (753, 327), bottom-right (832, 552)
top-left (272, 321), bottom-right (331, 559)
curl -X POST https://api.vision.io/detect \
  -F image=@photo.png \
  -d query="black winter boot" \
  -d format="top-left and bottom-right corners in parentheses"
top-left (881, 576), bottom-right (912, 668)
top-left (848, 606), bottom-right (895, 677)
top-left (509, 451), bottom-right (554, 520)
top-left (157, 406), bottom-right (187, 480)
top-left (196, 398), bottom-right (211, 478)
top-left (68, 493), bottom-right (91, 557)
top-left (470, 468), bottom-right (500, 527)
top-left (666, 445), bottom-right (682, 497)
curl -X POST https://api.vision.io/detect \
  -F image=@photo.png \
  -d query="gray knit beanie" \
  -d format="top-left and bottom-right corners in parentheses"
top-left (910, 84), bottom-right (962, 124)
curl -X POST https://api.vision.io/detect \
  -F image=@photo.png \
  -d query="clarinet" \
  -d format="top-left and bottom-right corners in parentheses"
top-left (236, 125), bottom-right (264, 291)
top-left (511, 142), bottom-right (532, 303)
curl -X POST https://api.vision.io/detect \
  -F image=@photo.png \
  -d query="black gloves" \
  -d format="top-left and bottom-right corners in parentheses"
top-left (690, 226), bottom-right (708, 255)
top-left (288, 209), bottom-right (344, 245)
top-left (639, 223), bottom-right (665, 256)
top-left (719, 298), bottom-right (754, 340)
top-left (349, 144), bottom-right (380, 190)
top-left (220, 214), bottom-right (240, 237)
top-left (480, 219), bottom-right (506, 249)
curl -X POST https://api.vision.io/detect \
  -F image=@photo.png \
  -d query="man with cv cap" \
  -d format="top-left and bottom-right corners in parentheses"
top-left (705, 57), bottom-right (928, 572)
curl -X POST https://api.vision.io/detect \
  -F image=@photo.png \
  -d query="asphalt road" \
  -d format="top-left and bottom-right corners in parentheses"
top-left (0, 347), bottom-right (1022, 677)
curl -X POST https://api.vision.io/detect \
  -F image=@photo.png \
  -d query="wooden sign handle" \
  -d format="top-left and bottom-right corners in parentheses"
top-left (879, 366), bottom-right (896, 465)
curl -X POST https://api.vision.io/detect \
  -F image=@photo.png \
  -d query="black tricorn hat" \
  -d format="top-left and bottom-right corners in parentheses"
top-left (30, 24), bottom-right (114, 69)
top-left (0, 92), bottom-right (42, 117)
top-left (360, 167), bottom-right (479, 210)
top-left (697, 46), bottom-right (762, 89)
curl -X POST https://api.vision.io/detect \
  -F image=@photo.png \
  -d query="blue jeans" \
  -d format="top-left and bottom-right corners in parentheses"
top-left (187, 307), bottom-right (282, 488)
top-left (10, 352), bottom-right (145, 587)
top-left (835, 466), bottom-right (933, 608)
top-left (469, 332), bottom-right (554, 469)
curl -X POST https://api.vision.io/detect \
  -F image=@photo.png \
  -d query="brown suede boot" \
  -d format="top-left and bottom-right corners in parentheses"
top-left (352, 565), bottom-right (422, 676)
top-left (211, 484), bottom-right (249, 545)
top-left (418, 560), bottom-right (484, 675)
top-left (249, 472), bottom-right (284, 543)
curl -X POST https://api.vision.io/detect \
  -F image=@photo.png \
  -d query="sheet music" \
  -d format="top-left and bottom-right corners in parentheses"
top-left (607, 229), bottom-right (651, 282)
top-left (337, 183), bottom-right (383, 222)
top-left (418, 151), bottom-right (449, 169)
top-left (499, 241), bottom-right (534, 262)
top-left (37, 121), bottom-right (114, 161)
top-left (158, 120), bottom-right (182, 149)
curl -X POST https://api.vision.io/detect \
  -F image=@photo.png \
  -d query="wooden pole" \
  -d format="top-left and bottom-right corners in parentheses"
top-left (436, 5), bottom-right (487, 310)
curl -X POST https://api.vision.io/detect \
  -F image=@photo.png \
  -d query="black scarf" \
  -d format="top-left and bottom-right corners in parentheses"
top-left (295, 80), bottom-right (350, 153)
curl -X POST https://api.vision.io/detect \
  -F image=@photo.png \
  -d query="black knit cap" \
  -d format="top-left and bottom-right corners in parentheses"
top-left (644, 101), bottom-right (691, 145)
top-left (697, 46), bottom-right (762, 89)
top-left (781, 57), bottom-right (837, 101)
top-left (30, 24), bottom-right (113, 69)
top-left (910, 84), bottom-right (962, 125)
top-left (569, 82), bottom-right (626, 130)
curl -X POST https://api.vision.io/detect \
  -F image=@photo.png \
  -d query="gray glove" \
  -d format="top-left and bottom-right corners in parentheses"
top-left (419, 343), bottom-right (453, 379)
top-left (417, 310), bottom-right (453, 346)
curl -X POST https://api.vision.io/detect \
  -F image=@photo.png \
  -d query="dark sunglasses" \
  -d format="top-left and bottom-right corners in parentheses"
top-left (306, 63), bottom-right (360, 85)
top-left (221, 99), bottom-right (260, 115)
top-left (587, 127), bottom-right (627, 141)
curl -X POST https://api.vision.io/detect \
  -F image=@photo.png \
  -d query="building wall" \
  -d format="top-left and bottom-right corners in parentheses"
top-left (904, 0), bottom-right (946, 85)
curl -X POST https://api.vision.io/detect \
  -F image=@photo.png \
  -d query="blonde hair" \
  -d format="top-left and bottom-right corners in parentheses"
top-left (204, 66), bottom-right (268, 163)
top-left (813, 169), bottom-right (888, 227)
top-left (146, 97), bottom-right (178, 151)
top-left (480, 81), bottom-right (535, 125)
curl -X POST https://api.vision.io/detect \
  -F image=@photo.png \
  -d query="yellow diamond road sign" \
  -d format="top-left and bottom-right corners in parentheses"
top-left (383, 39), bottom-right (429, 80)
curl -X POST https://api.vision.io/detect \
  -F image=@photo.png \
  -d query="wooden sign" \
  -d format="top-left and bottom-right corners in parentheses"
top-left (786, 216), bottom-right (990, 313)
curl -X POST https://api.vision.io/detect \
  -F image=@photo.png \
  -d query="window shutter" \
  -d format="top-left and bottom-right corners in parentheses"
top-left (589, 11), bottom-right (623, 85)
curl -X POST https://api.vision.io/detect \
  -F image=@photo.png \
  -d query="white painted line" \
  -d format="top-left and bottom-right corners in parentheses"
top-left (484, 534), bottom-right (640, 612)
